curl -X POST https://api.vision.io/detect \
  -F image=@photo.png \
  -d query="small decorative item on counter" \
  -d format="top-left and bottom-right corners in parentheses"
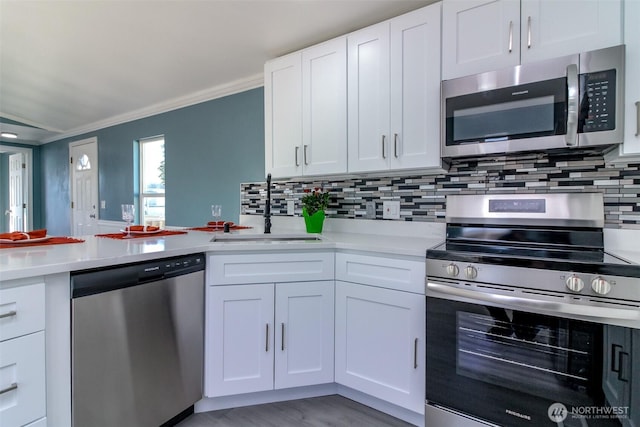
top-left (301, 187), bottom-right (330, 233)
top-left (0, 229), bottom-right (47, 241)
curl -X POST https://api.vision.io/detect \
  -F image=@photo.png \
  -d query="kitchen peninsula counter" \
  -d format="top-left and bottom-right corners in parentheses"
top-left (0, 217), bottom-right (445, 282)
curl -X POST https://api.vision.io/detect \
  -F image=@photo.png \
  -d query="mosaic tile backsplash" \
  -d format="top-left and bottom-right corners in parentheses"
top-left (241, 152), bottom-right (640, 229)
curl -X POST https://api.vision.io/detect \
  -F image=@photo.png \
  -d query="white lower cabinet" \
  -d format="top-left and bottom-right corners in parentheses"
top-left (205, 275), bottom-right (334, 397)
top-left (0, 331), bottom-right (46, 427)
top-left (335, 280), bottom-right (425, 413)
top-left (0, 279), bottom-right (46, 427)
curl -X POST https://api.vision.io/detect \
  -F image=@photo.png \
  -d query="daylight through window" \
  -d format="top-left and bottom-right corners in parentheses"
top-left (139, 136), bottom-right (165, 227)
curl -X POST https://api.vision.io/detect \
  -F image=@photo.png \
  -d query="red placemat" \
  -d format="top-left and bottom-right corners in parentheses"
top-left (95, 230), bottom-right (188, 239)
top-left (0, 236), bottom-right (85, 249)
top-left (188, 225), bottom-right (253, 232)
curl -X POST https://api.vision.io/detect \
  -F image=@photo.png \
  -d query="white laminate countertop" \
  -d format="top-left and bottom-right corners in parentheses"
top-left (0, 217), bottom-right (446, 282)
top-left (1, 216), bottom-right (638, 283)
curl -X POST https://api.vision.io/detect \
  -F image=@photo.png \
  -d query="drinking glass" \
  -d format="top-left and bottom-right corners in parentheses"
top-left (211, 204), bottom-right (222, 226)
top-left (121, 204), bottom-right (135, 238)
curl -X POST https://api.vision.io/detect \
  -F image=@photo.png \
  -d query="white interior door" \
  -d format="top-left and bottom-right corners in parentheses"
top-left (70, 137), bottom-right (99, 236)
top-left (8, 153), bottom-right (25, 231)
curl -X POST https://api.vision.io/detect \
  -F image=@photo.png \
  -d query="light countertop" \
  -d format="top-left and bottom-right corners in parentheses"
top-left (2, 216), bottom-right (638, 283)
top-left (0, 217), bottom-right (445, 282)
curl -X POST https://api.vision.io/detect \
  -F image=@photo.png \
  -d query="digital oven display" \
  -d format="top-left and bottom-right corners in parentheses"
top-left (489, 199), bottom-right (546, 213)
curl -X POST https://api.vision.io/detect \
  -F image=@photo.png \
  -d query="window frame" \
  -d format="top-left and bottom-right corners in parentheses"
top-left (138, 136), bottom-right (165, 227)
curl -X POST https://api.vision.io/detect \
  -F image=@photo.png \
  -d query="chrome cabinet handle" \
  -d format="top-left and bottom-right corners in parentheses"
top-left (565, 64), bottom-right (579, 146)
top-left (0, 310), bottom-right (17, 319)
top-left (413, 338), bottom-right (418, 369)
top-left (381, 135), bottom-right (386, 159)
top-left (265, 323), bottom-right (269, 352)
top-left (281, 323), bottom-right (285, 351)
top-left (427, 281), bottom-right (640, 321)
top-left (636, 101), bottom-right (640, 136)
top-left (0, 383), bottom-right (17, 395)
top-left (303, 145), bottom-right (308, 165)
top-left (527, 16), bottom-right (532, 49)
top-left (295, 147), bottom-right (300, 167)
top-left (508, 21), bottom-right (513, 53)
top-left (394, 134), bottom-right (399, 158)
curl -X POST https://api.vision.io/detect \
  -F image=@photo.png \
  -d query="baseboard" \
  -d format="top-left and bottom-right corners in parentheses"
top-left (194, 383), bottom-right (337, 412)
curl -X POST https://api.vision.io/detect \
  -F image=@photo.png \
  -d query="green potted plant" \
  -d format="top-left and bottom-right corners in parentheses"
top-left (301, 187), bottom-right (330, 233)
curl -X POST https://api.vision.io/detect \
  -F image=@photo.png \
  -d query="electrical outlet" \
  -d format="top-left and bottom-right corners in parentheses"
top-left (382, 201), bottom-right (400, 219)
top-left (100, 200), bottom-right (106, 209)
top-left (287, 200), bottom-right (295, 215)
top-left (365, 201), bottom-right (376, 219)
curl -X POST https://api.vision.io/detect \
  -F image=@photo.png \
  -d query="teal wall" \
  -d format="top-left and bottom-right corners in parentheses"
top-left (41, 87), bottom-right (265, 235)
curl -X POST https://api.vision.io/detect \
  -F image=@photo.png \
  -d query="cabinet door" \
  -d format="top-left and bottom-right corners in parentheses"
top-left (0, 331), bottom-right (46, 427)
top-left (335, 281), bottom-right (425, 413)
top-left (274, 281), bottom-right (334, 389)
top-left (302, 38), bottom-right (348, 176)
top-left (622, 0), bottom-right (640, 156)
top-left (264, 53), bottom-right (302, 178)
top-left (602, 325), bottom-right (630, 409)
top-left (520, 0), bottom-right (622, 64)
top-left (442, 0), bottom-right (520, 79)
top-left (348, 22), bottom-right (391, 172)
top-left (389, 4), bottom-right (442, 171)
top-left (206, 284), bottom-right (274, 397)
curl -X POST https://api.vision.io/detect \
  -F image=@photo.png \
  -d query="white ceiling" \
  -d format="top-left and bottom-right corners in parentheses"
top-left (0, 0), bottom-right (433, 145)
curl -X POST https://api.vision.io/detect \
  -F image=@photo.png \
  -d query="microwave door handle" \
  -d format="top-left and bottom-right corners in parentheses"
top-left (565, 63), bottom-right (579, 146)
top-left (426, 281), bottom-right (640, 321)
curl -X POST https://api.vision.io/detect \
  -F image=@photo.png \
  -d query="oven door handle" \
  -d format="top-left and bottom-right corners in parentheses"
top-left (426, 282), bottom-right (640, 321)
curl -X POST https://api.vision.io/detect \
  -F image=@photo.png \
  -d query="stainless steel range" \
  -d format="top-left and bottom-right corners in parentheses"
top-left (425, 193), bottom-right (640, 427)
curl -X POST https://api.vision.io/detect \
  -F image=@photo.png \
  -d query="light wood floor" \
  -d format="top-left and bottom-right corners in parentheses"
top-left (176, 395), bottom-right (413, 427)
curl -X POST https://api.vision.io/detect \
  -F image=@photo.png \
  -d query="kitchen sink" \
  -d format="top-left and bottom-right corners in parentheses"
top-left (210, 233), bottom-right (323, 243)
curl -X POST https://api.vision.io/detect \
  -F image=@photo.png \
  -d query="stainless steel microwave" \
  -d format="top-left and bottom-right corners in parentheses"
top-left (442, 45), bottom-right (625, 158)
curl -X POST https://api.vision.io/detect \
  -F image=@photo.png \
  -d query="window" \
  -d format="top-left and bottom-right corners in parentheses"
top-left (139, 136), bottom-right (165, 227)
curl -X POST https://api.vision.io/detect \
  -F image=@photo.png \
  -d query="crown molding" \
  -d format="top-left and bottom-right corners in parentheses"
top-left (43, 73), bottom-right (264, 144)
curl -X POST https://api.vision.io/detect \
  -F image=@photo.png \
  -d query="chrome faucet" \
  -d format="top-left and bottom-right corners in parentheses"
top-left (264, 173), bottom-right (272, 234)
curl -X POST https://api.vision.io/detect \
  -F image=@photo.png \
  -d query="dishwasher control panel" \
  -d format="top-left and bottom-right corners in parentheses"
top-left (71, 253), bottom-right (205, 298)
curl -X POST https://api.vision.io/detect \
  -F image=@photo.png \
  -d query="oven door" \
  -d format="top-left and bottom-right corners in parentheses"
top-left (426, 282), bottom-right (638, 426)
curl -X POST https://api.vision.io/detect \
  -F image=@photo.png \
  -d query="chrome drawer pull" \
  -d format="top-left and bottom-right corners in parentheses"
top-left (265, 323), bottom-right (269, 352)
top-left (413, 338), bottom-right (418, 369)
top-left (281, 323), bottom-right (285, 351)
top-left (0, 310), bottom-right (17, 319)
top-left (0, 382), bottom-right (18, 395)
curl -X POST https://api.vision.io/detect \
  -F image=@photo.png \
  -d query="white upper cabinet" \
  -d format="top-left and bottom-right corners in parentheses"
top-left (609, 0), bottom-right (640, 159)
top-left (520, 0), bottom-right (622, 63)
top-left (349, 3), bottom-right (443, 173)
top-left (302, 38), bottom-right (348, 176)
top-left (347, 22), bottom-right (391, 172)
top-left (442, 0), bottom-right (520, 80)
top-left (265, 38), bottom-right (347, 179)
top-left (265, 53), bottom-right (302, 178)
top-left (389, 5), bottom-right (442, 171)
top-left (442, 0), bottom-right (622, 80)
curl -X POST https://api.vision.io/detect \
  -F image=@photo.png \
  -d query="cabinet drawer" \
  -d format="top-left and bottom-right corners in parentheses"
top-left (335, 253), bottom-right (425, 294)
top-left (0, 331), bottom-right (46, 427)
top-left (0, 281), bottom-right (45, 342)
top-left (209, 252), bottom-right (334, 285)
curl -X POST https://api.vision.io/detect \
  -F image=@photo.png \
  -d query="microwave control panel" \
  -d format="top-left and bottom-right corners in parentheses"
top-left (579, 69), bottom-right (616, 133)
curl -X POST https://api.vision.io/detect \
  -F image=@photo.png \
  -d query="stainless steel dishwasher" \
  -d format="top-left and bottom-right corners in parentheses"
top-left (71, 253), bottom-right (205, 427)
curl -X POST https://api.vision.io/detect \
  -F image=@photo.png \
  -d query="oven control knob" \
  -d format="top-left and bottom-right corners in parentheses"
top-left (591, 277), bottom-right (611, 295)
top-left (565, 275), bottom-right (584, 292)
top-left (446, 263), bottom-right (460, 277)
top-left (465, 265), bottom-right (478, 280)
